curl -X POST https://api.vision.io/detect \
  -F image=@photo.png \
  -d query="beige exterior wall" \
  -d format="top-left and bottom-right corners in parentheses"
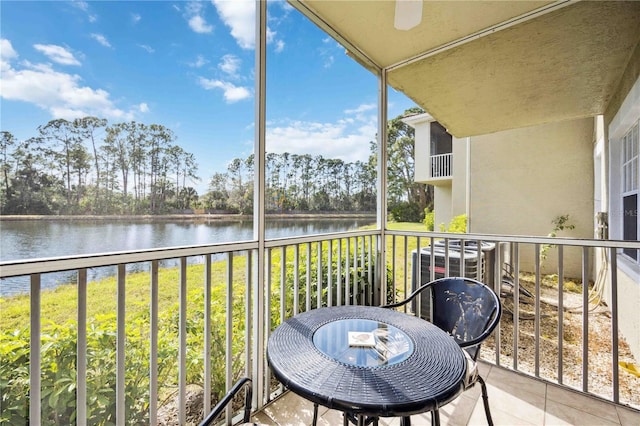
top-left (468, 118), bottom-right (595, 277)
top-left (433, 184), bottom-right (452, 230)
top-left (451, 137), bottom-right (469, 223)
top-left (411, 116), bottom-right (433, 183)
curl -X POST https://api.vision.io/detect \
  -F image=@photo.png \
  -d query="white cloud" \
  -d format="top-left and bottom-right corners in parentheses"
top-left (266, 116), bottom-right (376, 163)
top-left (274, 39), bottom-right (285, 53)
top-left (72, 1), bottom-right (89, 12)
top-left (211, 0), bottom-right (285, 51)
top-left (319, 36), bottom-right (343, 68)
top-left (1, 41), bottom-right (144, 121)
top-left (91, 33), bottom-right (112, 48)
top-left (33, 44), bottom-right (81, 66)
top-left (344, 104), bottom-right (377, 127)
top-left (198, 77), bottom-right (251, 103)
top-left (345, 103), bottom-right (376, 115)
top-left (219, 54), bottom-right (240, 75)
top-left (138, 103), bottom-right (149, 113)
top-left (264, 103), bottom-right (378, 162)
top-left (183, 2), bottom-right (213, 34)
top-left (212, 0), bottom-right (254, 49)
top-left (71, 1), bottom-right (97, 22)
top-left (0, 39), bottom-right (18, 71)
top-left (189, 15), bottom-right (213, 34)
top-left (132, 13), bottom-right (141, 23)
top-left (189, 55), bottom-right (208, 68)
top-left (266, 28), bottom-right (276, 44)
top-left (138, 44), bottom-right (155, 53)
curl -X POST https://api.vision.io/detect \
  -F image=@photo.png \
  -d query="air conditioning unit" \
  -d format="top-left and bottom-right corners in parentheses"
top-left (409, 241), bottom-right (497, 319)
top-left (433, 240), bottom-right (498, 285)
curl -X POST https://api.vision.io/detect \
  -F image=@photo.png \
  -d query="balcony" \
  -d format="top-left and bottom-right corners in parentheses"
top-left (1, 229), bottom-right (639, 425)
top-left (430, 153), bottom-right (453, 180)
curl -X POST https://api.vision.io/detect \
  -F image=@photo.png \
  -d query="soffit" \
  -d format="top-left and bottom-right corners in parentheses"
top-left (293, 1), bottom-right (640, 137)
top-left (299, 0), bottom-right (554, 68)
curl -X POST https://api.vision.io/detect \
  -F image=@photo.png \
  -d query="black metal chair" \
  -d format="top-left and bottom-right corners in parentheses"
top-left (199, 377), bottom-right (255, 426)
top-left (384, 277), bottom-right (502, 426)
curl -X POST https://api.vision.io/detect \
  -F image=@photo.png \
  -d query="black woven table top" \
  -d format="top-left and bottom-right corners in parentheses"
top-left (267, 305), bottom-right (466, 417)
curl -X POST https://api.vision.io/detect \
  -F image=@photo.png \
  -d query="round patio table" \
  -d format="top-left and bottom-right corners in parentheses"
top-left (267, 305), bottom-right (467, 421)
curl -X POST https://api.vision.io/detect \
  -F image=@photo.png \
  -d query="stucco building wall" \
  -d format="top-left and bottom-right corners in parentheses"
top-left (467, 118), bottom-right (595, 277)
top-left (451, 137), bottom-right (469, 223)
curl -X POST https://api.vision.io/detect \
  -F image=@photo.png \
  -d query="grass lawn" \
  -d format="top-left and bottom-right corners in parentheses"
top-left (386, 222), bottom-right (427, 232)
top-left (1, 222), bottom-right (429, 331)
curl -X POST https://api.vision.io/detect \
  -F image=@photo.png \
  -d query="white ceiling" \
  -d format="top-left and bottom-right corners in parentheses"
top-left (291, 0), bottom-right (640, 137)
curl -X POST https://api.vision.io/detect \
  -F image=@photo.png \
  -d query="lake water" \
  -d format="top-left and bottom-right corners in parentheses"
top-left (0, 217), bottom-right (374, 296)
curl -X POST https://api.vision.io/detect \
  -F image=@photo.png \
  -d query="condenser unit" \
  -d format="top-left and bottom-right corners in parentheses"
top-left (409, 241), bottom-right (498, 319)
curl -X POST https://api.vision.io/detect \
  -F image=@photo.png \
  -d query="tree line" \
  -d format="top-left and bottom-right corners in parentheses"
top-left (1, 107), bottom-right (432, 219)
top-left (1, 118), bottom-right (198, 215)
top-left (205, 151), bottom-right (377, 214)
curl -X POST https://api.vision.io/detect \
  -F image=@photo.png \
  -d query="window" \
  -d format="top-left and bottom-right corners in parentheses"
top-left (621, 120), bottom-right (639, 261)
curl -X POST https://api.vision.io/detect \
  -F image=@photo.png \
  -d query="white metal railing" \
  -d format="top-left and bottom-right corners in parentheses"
top-left (385, 231), bottom-right (639, 410)
top-left (430, 153), bottom-right (452, 178)
top-left (0, 230), bottom-right (379, 426)
top-left (1, 229), bottom-right (638, 425)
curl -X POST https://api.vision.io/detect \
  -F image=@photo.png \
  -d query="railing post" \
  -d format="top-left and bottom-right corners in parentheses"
top-left (29, 274), bottom-right (41, 426)
top-left (534, 244), bottom-right (540, 377)
top-left (178, 258), bottom-right (187, 425)
top-left (226, 253), bottom-right (234, 424)
top-left (581, 247), bottom-right (589, 393)
top-left (557, 246), bottom-right (564, 385)
top-left (610, 247), bottom-right (619, 404)
top-left (513, 243), bottom-right (520, 371)
top-left (77, 269), bottom-right (87, 426)
top-left (116, 264), bottom-right (126, 426)
top-left (150, 261), bottom-right (159, 426)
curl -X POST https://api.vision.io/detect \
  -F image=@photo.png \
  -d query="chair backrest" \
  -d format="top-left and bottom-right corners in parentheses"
top-left (385, 277), bottom-right (501, 360)
top-left (428, 277), bottom-right (501, 359)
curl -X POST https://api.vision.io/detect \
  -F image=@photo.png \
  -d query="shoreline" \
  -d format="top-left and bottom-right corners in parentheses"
top-left (0, 213), bottom-right (377, 222)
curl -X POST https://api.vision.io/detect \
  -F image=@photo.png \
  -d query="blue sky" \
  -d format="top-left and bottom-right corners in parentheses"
top-left (0, 0), bottom-right (416, 194)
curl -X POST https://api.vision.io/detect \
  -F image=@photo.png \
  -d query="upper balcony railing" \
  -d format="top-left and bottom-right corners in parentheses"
top-left (1, 230), bottom-right (638, 425)
top-left (430, 153), bottom-right (452, 179)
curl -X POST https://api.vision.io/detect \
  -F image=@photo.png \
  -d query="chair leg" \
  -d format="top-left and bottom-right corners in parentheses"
top-left (313, 403), bottom-right (318, 426)
top-left (478, 375), bottom-right (494, 426)
top-left (400, 416), bottom-right (412, 426)
top-left (430, 409), bottom-right (440, 426)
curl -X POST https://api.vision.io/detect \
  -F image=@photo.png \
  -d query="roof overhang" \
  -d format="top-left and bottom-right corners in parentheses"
top-left (290, 0), bottom-right (640, 137)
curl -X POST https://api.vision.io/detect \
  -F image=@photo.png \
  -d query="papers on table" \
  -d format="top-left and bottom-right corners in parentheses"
top-left (348, 328), bottom-right (410, 362)
top-left (348, 331), bottom-right (376, 347)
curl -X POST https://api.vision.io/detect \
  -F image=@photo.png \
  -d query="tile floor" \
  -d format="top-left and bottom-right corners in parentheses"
top-left (251, 362), bottom-right (640, 426)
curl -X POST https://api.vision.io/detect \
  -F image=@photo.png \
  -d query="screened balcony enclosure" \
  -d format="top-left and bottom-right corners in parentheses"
top-left (1, 1), bottom-right (640, 425)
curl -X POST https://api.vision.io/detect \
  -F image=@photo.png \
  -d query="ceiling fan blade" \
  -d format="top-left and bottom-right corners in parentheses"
top-left (394, 0), bottom-right (423, 31)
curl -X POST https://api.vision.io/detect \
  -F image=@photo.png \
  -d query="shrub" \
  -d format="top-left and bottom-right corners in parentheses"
top-left (282, 239), bottom-right (393, 312)
top-left (0, 279), bottom-right (246, 425)
top-left (389, 202), bottom-right (423, 223)
top-left (423, 209), bottom-right (434, 231)
top-left (439, 214), bottom-right (467, 233)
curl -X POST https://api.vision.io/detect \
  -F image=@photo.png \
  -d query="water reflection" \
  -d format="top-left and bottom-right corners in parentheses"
top-left (0, 218), bottom-right (373, 296)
